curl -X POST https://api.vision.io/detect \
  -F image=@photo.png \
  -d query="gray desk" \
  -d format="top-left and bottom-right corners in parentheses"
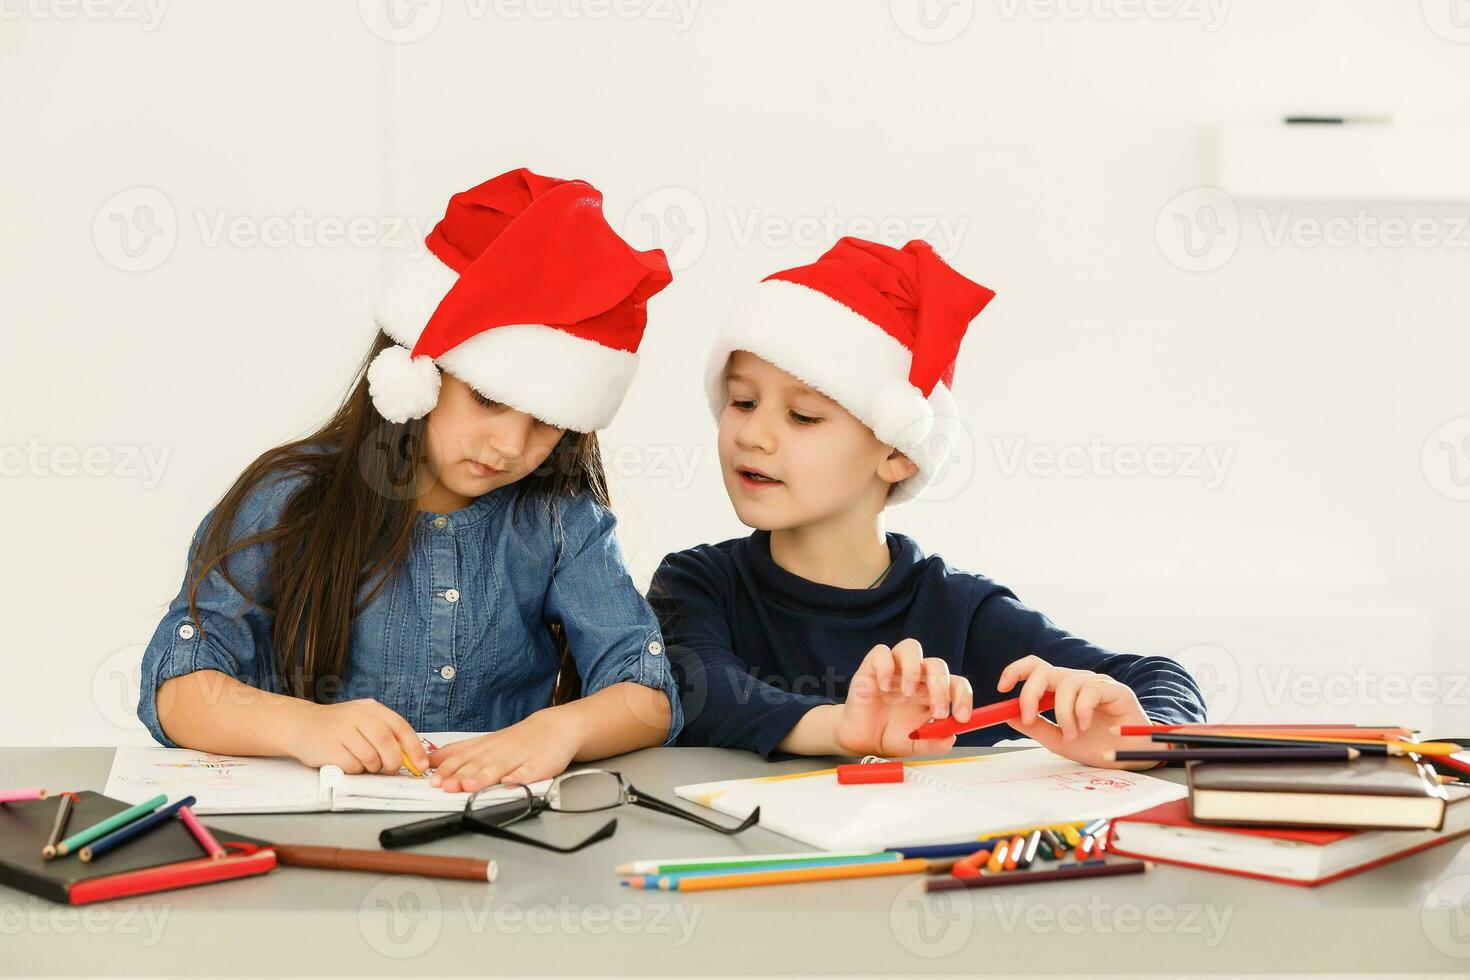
top-left (3, 746), bottom-right (1469, 976)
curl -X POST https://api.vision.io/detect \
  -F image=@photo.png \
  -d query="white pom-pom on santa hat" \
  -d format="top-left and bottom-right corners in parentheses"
top-left (367, 345), bottom-right (442, 423)
top-left (870, 378), bottom-right (934, 450)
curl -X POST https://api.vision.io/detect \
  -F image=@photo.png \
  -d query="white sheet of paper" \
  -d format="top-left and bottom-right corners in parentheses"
top-left (675, 748), bottom-right (1189, 851)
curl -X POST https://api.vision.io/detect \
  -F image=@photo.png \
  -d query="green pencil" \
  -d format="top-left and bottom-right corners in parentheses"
top-left (614, 849), bottom-right (885, 876)
top-left (54, 794), bottom-right (167, 857)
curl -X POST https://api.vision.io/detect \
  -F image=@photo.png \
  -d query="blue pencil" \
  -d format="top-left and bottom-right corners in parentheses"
top-left (79, 796), bottom-right (196, 862)
top-left (622, 852), bottom-right (902, 888)
top-left (881, 841), bottom-right (991, 859)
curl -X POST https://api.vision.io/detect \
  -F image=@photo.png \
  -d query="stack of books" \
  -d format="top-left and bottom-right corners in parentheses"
top-left (1104, 724), bottom-right (1470, 886)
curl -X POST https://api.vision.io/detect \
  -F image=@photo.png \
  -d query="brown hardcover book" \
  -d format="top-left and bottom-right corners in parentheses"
top-left (1187, 755), bottom-right (1450, 830)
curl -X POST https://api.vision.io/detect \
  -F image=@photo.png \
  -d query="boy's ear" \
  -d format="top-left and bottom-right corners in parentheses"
top-left (876, 447), bottom-right (919, 487)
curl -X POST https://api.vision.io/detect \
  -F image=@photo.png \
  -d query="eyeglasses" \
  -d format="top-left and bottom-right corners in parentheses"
top-left (379, 768), bottom-right (760, 853)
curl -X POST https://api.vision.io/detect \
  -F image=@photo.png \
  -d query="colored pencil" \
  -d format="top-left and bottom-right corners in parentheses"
top-left (81, 796), bottom-right (196, 862)
top-left (986, 841), bottom-right (1009, 873)
top-left (1107, 747), bottom-right (1360, 763)
top-left (54, 794), bottom-right (167, 857)
top-left (885, 841), bottom-right (1006, 860)
top-left (401, 750), bottom-right (425, 778)
top-left (621, 853), bottom-right (903, 886)
top-left (1061, 825), bottom-right (1082, 846)
top-left (1149, 732), bottom-right (1461, 756)
top-left (1113, 724), bottom-right (1410, 739)
top-left (1074, 835), bottom-right (1097, 862)
top-left (178, 805), bottom-right (226, 859)
top-left (0, 787), bottom-right (48, 804)
top-left (615, 849), bottom-right (885, 875)
top-left (41, 793), bottom-right (75, 860)
top-left (636, 856), bottom-right (934, 892)
top-left (975, 820), bottom-right (1088, 844)
top-left (1041, 828), bottom-right (1068, 854)
top-left (927, 859), bottom-right (1150, 891)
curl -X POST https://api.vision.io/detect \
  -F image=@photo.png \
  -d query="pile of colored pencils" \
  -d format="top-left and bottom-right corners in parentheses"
top-left (615, 818), bottom-right (1150, 893)
top-left (0, 788), bottom-right (229, 862)
top-left (1102, 724), bottom-right (1469, 778)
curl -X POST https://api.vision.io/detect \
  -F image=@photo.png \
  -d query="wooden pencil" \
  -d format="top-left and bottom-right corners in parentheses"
top-left (926, 859), bottom-right (1151, 892)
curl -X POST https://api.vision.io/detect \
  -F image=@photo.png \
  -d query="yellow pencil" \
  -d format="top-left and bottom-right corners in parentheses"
top-left (401, 751), bottom-right (424, 778)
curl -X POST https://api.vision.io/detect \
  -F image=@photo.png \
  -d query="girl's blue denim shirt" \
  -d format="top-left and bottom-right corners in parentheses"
top-left (137, 469), bottom-right (682, 747)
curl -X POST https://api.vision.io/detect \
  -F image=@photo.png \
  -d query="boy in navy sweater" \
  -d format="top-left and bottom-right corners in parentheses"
top-left (650, 237), bottom-right (1206, 767)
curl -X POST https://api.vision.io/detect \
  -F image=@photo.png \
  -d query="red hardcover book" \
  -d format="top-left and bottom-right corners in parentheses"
top-left (1109, 787), bottom-right (1470, 886)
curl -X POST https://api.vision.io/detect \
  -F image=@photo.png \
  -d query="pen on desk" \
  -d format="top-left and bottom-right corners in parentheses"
top-left (41, 793), bottom-right (76, 859)
top-left (274, 844), bottom-right (497, 882)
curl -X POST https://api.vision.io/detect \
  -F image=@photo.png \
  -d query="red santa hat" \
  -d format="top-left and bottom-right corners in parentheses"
top-left (704, 237), bottom-right (996, 502)
top-left (369, 168), bottom-right (672, 431)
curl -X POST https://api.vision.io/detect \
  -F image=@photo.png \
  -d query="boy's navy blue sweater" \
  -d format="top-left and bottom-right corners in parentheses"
top-left (649, 530), bottom-right (1207, 758)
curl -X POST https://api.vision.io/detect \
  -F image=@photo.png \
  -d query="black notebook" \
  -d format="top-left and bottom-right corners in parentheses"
top-left (0, 791), bottom-right (271, 904)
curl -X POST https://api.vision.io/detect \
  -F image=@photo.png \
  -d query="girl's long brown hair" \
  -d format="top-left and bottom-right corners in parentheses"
top-left (185, 329), bottom-right (605, 707)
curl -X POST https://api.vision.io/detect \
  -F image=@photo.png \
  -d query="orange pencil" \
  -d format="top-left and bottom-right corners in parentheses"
top-left (648, 857), bottom-right (933, 891)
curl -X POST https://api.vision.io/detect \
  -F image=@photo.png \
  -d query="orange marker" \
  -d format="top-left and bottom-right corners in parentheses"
top-left (986, 841), bottom-right (1010, 873)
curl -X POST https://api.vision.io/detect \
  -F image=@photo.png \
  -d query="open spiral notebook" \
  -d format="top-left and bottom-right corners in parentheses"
top-left (103, 732), bottom-right (551, 814)
top-left (675, 748), bottom-right (1189, 850)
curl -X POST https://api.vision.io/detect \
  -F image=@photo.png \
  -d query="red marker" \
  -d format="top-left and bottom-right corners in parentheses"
top-left (909, 693), bottom-right (1057, 741)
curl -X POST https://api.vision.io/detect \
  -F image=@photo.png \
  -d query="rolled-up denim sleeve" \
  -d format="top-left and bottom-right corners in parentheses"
top-left (136, 476), bottom-right (294, 748)
top-left (543, 494), bottom-right (683, 745)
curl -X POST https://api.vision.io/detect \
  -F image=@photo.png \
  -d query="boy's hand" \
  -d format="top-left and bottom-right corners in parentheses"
top-left (998, 655), bottom-right (1163, 771)
top-left (833, 639), bottom-right (971, 757)
top-left (428, 709), bottom-right (582, 793)
top-left (296, 698), bottom-right (428, 775)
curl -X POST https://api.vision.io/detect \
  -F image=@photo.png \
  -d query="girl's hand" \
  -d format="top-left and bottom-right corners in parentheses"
top-left (998, 655), bottom-right (1163, 771)
top-left (833, 639), bottom-right (970, 757)
top-left (428, 709), bottom-right (582, 793)
top-left (296, 698), bottom-right (428, 774)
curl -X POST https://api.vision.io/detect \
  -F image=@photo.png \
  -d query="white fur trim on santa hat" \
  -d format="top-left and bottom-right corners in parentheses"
top-left (370, 251), bottom-right (637, 432)
top-left (373, 250), bottom-right (463, 350)
top-left (434, 324), bottom-right (638, 433)
top-left (704, 278), bottom-right (963, 504)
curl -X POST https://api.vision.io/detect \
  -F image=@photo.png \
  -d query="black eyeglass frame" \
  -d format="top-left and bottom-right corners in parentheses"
top-left (460, 768), bottom-right (759, 853)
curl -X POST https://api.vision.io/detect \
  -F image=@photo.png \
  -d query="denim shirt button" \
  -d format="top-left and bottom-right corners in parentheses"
top-left (439, 665), bottom-right (457, 680)
top-left (444, 588), bottom-right (460, 603)
top-left (177, 623), bottom-right (195, 640)
top-left (431, 516), bottom-right (448, 529)
top-left (647, 640), bottom-right (663, 656)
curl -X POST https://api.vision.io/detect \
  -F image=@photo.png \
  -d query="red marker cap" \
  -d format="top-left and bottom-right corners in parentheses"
top-left (836, 761), bottom-right (905, 785)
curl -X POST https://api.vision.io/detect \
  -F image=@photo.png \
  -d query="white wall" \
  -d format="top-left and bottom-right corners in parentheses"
top-left (3, 0), bottom-right (1467, 746)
